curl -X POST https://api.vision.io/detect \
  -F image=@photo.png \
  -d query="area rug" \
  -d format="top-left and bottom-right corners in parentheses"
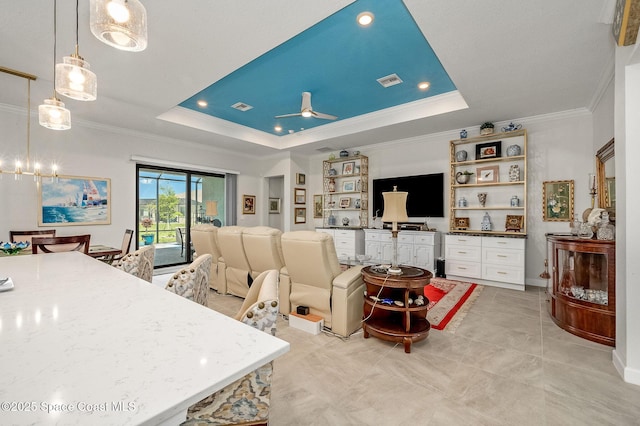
top-left (425, 277), bottom-right (483, 332)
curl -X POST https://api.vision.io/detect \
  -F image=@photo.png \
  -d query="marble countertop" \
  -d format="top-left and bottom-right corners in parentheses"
top-left (0, 252), bottom-right (289, 425)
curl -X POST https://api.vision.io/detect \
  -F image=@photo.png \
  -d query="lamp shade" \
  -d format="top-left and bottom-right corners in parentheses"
top-left (381, 187), bottom-right (408, 223)
top-left (90, 0), bottom-right (148, 52)
top-left (206, 201), bottom-right (218, 216)
top-left (39, 97), bottom-right (71, 130)
top-left (56, 56), bottom-right (97, 101)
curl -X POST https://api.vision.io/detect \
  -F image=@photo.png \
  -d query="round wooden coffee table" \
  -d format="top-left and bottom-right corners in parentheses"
top-left (361, 265), bottom-right (432, 353)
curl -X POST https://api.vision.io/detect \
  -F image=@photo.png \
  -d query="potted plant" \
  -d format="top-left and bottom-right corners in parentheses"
top-left (141, 217), bottom-right (154, 245)
top-left (480, 122), bottom-right (495, 135)
top-left (455, 170), bottom-right (474, 184)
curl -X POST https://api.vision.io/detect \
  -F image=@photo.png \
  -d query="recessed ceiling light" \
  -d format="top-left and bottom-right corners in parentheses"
top-left (197, 100), bottom-right (208, 107)
top-left (274, 125), bottom-right (282, 132)
top-left (418, 82), bottom-right (430, 90)
top-left (357, 12), bottom-right (374, 26)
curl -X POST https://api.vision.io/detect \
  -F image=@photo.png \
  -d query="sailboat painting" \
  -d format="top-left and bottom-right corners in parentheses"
top-left (38, 175), bottom-right (111, 226)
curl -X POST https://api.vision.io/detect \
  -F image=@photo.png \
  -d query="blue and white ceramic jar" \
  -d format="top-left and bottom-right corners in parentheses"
top-left (460, 129), bottom-right (468, 139)
top-left (506, 144), bottom-right (521, 157)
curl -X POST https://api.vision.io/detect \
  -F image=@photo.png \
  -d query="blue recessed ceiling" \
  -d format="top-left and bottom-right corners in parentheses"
top-left (178, 0), bottom-right (456, 136)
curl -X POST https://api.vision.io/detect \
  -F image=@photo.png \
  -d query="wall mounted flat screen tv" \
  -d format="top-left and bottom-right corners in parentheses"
top-left (372, 173), bottom-right (445, 219)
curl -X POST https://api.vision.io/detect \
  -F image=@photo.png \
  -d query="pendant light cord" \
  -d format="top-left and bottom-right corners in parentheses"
top-left (52, 0), bottom-right (57, 98)
top-left (27, 79), bottom-right (31, 171)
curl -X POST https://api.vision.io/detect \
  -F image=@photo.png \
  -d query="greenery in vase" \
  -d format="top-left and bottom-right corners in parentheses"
top-left (480, 122), bottom-right (494, 130)
top-left (141, 217), bottom-right (154, 235)
top-left (0, 241), bottom-right (30, 255)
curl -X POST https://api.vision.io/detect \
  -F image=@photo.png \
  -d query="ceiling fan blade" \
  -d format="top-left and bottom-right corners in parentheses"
top-left (301, 92), bottom-right (312, 112)
top-left (275, 113), bottom-right (302, 119)
top-left (312, 111), bottom-right (338, 120)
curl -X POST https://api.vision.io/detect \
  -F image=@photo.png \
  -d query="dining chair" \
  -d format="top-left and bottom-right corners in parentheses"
top-left (113, 245), bottom-right (156, 282)
top-left (9, 230), bottom-right (56, 253)
top-left (98, 229), bottom-right (134, 264)
top-left (31, 235), bottom-right (91, 254)
top-left (164, 254), bottom-right (212, 306)
top-left (177, 227), bottom-right (186, 257)
top-left (183, 269), bottom-right (279, 426)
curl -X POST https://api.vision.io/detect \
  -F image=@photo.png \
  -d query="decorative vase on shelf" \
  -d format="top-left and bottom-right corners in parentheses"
top-left (455, 171), bottom-right (472, 184)
top-left (342, 217), bottom-right (350, 227)
top-left (458, 197), bottom-right (467, 207)
top-left (510, 195), bottom-right (519, 207)
top-left (506, 144), bottom-right (521, 156)
top-left (480, 122), bottom-right (494, 135)
top-left (577, 222), bottom-right (594, 239)
top-left (509, 164), bottom-right (520, 182)
top-left (328, 178), bottom-right (336, 192)
top-left (328, 213), bottom-right (337, 226)
top-left (460, 129), bottom-right (468, 139)
top-left (478, 192), bottom-right (487, 207)
top-left (339, 149), bottom-right (349, 157)
top-left (481, 212), bottom-right (492, 231)
top-left (456, 150), bottom-right (468, 162)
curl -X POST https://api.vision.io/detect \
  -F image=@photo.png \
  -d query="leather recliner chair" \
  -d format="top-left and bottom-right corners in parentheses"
top-left (217, 226), bottom-right (252, 298)
top-left (280, 230), bottom-right (365, 337)
top-left (242, 226), bottom-right (286, 309)
top-left (190, 224), bottom-right (223, 293)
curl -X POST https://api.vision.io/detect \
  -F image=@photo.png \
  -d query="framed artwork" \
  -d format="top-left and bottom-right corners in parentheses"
top-left (505, 215), bottom-right (525, 232)
top-left (342, 180), bottom-right (355, 192)
top-left (606, 177), bottom-right (616, 209)
top-left (38, 175), bottom-right (111, 226)
top-left (242, 194), bottom-right (256, 214)
top-left (339, 197), bottom-right (351, 208)
top-left (268, 197), bottom-right (281, 214)
top-left (296, 173), bottom-right (306, 185)
top-left (313, 194), bottom-right (323, 218)
top-left (476, 165), bottom-right (499, 183)
top-left (543, 180), bottom-right (574, 222)
top-left (342, 161), bottom-right (355, 175)
top-left (294, 188), bottom-right (306, 205)
top-left (475, 141), bottom-right (502, 159)
top-left (454, 217), bottom-right (469, 230)
top-left (294, 207), bottom-right (306, 224)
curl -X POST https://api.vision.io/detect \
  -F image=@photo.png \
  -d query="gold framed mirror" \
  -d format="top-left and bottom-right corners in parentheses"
top-left (596, 138), bottom-right (615, 218)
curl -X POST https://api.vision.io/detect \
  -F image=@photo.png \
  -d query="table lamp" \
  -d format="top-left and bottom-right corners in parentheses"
top-left (382, 186), bottom-right (408, 275)
top-left (206, 201), bottom-right (218, 223)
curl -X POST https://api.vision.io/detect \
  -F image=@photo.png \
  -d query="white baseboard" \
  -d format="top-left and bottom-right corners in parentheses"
top-left (526, 277), bottom-right (548, 288)
top-left (612, 349), bottom-right (640, 386)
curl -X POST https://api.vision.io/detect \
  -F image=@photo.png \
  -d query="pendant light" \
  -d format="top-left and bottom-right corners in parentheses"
top-left (90, 0), bottom-right (148, 52)
top-left (40, 0), bottom-right (71, 131)
top-left (56, 0), bottom-right (97, 101)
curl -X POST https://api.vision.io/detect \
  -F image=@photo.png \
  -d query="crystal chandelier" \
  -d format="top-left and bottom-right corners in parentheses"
top-left (90, 0), bottom-right (148, 52)
top-left (56, 0), bottom-right (97, 101)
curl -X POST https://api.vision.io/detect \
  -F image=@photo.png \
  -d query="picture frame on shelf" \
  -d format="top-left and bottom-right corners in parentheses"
top-left (313, 194), bottom-right (323, 218)
top-left (543, 180), bottom-right (574, 222)
top-left (342, 180), bottom-right (355, 192)
top-left (454, 217), bottom-right (470, 230)
top-left (242, 194), bottom-right (256, 214)
top-left (294, 207), bottom-right (306, 224)
top-left (476, 165), bottom-right (499, 183)
top-left (268, 197), bottom-right (281, 214)
top-left (475, 141), bottom-right (502, 159)
top-left (296, 173), bottom-right (306, 185)
top-left (339, 197), bottom-right (351, 208)
top-left (294, 188), bottom-right (306, 205)
top-left (342, 161), bottom-right (355, 175)
top-left (505, 215), bottom-right (525, 232)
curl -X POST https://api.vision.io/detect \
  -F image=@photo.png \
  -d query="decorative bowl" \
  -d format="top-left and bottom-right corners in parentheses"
top-left (0, 241), bottom-right (30, 255)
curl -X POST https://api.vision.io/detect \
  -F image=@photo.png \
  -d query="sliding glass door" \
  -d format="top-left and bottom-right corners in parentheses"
top-left (137, 165), bottom-right (226, 268)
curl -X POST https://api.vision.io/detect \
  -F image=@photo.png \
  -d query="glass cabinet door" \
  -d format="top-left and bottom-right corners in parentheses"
top-left (556, 247), bottom-right (608, 305)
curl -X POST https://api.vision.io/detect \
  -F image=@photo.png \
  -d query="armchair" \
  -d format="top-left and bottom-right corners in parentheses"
top-left (114, 245), bottom-right (155, 282)
top-left (190, 225), bottom-right (223, 293)
top-left (280, 231), bottom-right (365, 337)
top-left (242, 225), bottom-right (285, 285)
top-left (217, 226), bottom-right (252, 298)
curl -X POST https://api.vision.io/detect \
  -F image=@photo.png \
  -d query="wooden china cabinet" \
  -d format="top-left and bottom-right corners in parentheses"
top-left (546, 234), bottom-right (615, 346)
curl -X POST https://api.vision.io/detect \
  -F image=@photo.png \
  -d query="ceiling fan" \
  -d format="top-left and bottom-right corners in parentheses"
top-left (275, 92), bottom-right (337, 120)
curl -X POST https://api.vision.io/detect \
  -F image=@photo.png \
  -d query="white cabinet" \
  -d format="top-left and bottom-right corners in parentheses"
top-left (364, 229), bottom-right (440, 273)
top-left (444, 234), bottom-right (525, 290)
top-left (316, 228), bottom-right (364, 262)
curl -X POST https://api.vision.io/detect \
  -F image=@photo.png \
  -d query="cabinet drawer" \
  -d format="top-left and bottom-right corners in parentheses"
top-left (316, 228), bottom-right (334, 237)
top-left (446, 260), bottom-right (481, 279)
top-left (365, 231), bottom-right (381, 241)
top-left (398, 234), bottom-right (414, 244)
top-left (334, 229), bottom-right (355, 239)
top-left (483, 247), bottom-right (524, 266)
top-left (415, 234), bottom-right (436, 245)
top-left (445, 245), bottom-right (481, 262)
top-left (482, 237), bottom-right (525, 250)
top-left (446, 235), bottom-right (482, 247)
top-left (334, 238), bottom-right (355, 251)
top-left (482, 263), bottom-right (525, 284)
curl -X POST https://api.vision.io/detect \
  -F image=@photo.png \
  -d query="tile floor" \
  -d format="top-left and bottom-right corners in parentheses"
top-left (153, 276), bottom-right (640, 425)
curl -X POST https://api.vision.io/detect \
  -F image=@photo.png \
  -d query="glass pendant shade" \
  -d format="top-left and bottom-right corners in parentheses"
top-left (39, 98), bottom-right (71, 130)
top-left (55, 55), bottom-right (97, 101)
top-left (90, 0), bottom-right (148, 52)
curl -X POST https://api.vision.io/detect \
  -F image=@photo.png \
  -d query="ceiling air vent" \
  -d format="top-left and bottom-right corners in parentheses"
top-left (231, 102), bottom-right (253, 111)
top-left (377, 73), bottom-right (403, 88)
